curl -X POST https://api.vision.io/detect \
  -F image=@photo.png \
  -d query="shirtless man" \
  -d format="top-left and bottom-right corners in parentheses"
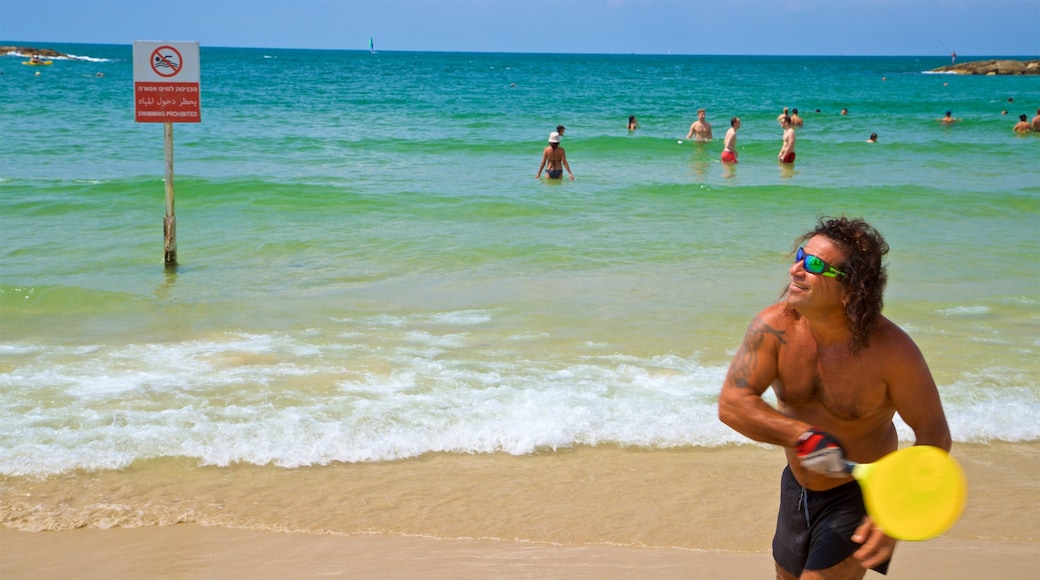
top-left (778, 115), bottom-right (796, 164)
top-left (791, 108), bottom-right (804, 127)
top-left (721, 117), bottom-right (740, 163)
top-left (1013, 114), bottom-right (1032, 133)
top-left (938, 111), bottom-right (960, 125)
top-left (535, 132), bottom-right (574, 180)
top-left (1031, 108), bottom-right (1040, 132)
top-left (719, 217), bottom-right (951, 580)
top-left (685, 109), bottom-right (713, 141)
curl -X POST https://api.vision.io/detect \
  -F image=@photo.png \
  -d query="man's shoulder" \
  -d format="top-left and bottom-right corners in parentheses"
top-left (874, 315), bottom-right (909, 337)
top-left (867, 317), bottom-right (922, 357)
top-left (742, 304), bottom-right (799, 350)
top-left (757, 302), bottom-right (796, 327)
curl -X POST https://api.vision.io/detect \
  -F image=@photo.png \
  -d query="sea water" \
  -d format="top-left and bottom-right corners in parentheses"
top-left (1, 45), bottom-right (1038, 484)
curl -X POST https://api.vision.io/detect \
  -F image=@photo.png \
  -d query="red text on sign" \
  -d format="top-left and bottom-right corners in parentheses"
top-left (135, 82), bottom-right (201, 123)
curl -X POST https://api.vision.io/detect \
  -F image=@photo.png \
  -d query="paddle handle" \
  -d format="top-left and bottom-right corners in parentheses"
top-left (847, 459), bottom-right (880, 481)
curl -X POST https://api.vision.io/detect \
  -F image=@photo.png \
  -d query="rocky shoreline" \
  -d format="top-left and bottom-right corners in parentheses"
top-left (931, 59), bottom-right (1040, 75)
top-left (0, 46), bottom-right (69, 58)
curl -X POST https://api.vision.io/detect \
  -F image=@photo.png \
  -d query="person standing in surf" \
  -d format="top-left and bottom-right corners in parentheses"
top-left (685, 109), bottom-right (713, 141)
top-left (535, 132), bottom-right (574, 180)
top-left (1013, 114), bottom-right (1032, 133)
top-left (778, 115), bottom-right (796, 164)
top-left (791, 108), bottom-right (804, 127)
top-left (721, 117), bottom-right (740, 163)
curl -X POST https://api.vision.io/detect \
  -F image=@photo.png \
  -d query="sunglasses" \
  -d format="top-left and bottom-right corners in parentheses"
top-left (795, 247), bottom-right (846, 278)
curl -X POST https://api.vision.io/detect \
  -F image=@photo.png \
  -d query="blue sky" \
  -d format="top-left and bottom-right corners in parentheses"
top-left (2, 0), bottom-right (1038, 56)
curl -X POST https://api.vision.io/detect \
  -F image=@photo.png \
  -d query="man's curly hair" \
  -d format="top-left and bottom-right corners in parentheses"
top-left (790, 216), bottom-right (889, 353)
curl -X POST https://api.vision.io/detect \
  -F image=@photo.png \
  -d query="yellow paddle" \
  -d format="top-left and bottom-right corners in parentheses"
top-left (846, 445), bottom-right (968, 541)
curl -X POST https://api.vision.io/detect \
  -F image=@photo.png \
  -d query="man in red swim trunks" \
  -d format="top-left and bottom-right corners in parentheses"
top-left (721, 117), bottom-right (740, 163)
top-left (778, 115), bottom-right (796, 164)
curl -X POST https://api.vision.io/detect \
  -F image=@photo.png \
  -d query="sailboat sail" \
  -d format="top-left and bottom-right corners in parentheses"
top-left (369, 38), bottom-right (375, 54)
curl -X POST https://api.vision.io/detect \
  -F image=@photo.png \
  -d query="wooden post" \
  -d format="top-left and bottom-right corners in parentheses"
top-left (163, 121), bottom-right (177, 267)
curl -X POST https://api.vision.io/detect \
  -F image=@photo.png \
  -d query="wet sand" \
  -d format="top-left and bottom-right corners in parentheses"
top-left (3, 525), bottom-right (1037, 579)
top-left (2, 443), bottom-right (1038, 578)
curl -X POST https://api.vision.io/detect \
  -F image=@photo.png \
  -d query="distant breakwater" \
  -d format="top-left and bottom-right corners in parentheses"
top-left (0, 46), bottom-right (69, 58)
top-left (931, 59), bottom-right (1040, 75)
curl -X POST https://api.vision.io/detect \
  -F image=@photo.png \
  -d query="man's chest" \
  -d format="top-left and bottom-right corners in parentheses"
top-left (774, 345), bottom-right (887, 421)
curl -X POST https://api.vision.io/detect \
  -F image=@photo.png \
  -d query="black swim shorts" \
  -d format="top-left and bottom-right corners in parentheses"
top-left (773, 466), bottom-right (891, 576)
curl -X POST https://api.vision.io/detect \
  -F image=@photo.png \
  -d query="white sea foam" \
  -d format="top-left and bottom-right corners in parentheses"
top-left (62, 54), bottom-right (111, 63)
top-left (3, 51), bottom-right (110, 63)
top-left (1, 321), bottom-right (1036, 477)
top-left (430, 309), bottom-right (493, 325)
top-left (938, 305), bottom-right (992, 317)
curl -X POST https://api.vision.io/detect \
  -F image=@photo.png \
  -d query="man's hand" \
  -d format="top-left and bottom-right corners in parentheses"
top-left (852, 516), bottom-right (898, 568)
top-left (796, 427), bottom-right (850, 477)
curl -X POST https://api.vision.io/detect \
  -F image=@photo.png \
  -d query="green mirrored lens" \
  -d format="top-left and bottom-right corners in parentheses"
top-left (804, 254), bottom-right (826, 274)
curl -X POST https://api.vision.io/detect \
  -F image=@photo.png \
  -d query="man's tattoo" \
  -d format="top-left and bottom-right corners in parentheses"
top-left (731, 317), bottom-right (786, 389)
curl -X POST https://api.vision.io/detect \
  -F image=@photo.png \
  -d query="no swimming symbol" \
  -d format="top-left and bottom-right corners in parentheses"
top-left (151, 46), bottom-right (183, 78)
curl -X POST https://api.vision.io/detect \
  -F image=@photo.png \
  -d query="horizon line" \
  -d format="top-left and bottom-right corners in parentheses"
top-left (2, 40), bottom-right (1037, 60)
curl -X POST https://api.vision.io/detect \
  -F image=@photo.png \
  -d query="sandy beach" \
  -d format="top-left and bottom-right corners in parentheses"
top-left (3, 443), bottom-right (1037, 579)
top-left (4, 525), bottom-right (1037, 579)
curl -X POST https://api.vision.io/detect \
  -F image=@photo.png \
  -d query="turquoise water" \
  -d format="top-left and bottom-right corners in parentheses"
top-left (1, 45), bottom-right (1038, 476)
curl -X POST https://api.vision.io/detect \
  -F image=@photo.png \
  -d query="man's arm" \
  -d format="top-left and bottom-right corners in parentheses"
top-left (851, 328), bottom-right (952, 570)
top-left (850, 324), bottom-right (951, 569)
top-left (685, 123), bottom-right (696, 140)
top-left (883, 324), bottom-right (952, 451)
top-left (718, 306), bottom-right (807, 447)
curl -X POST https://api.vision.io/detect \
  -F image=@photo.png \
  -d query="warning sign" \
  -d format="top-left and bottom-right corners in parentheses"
top-left (150, 45), bottom-right (183, 77)
top-left (133, 41), bottom-right (201, 123)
